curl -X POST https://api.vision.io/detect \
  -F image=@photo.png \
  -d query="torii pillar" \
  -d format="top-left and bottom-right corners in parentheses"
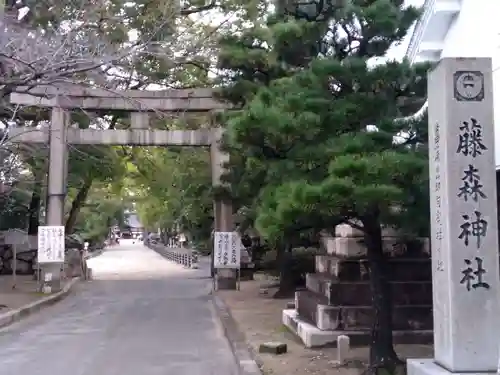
top-left (41, 105), bottom-right (69, 293)
top-left (210, 128), bottom-right (237, 290)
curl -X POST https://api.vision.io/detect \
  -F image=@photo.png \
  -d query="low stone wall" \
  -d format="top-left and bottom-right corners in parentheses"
top-left (146, 243), bottom-right (198, 268)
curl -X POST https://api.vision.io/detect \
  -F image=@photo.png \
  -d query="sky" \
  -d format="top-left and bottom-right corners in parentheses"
top-left (385, 0), bottom-right (424, 61)
top-left (400, 0), bottom-right (500, 164)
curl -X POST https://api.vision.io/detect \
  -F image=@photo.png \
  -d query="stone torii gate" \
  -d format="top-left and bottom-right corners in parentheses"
top-left (8, 84), bottom-right (237, 290)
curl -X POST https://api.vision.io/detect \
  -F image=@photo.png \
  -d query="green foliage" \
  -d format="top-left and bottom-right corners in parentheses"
top-left (231, 56), bottom-right (430, 241)
top-left (71, 183), bottom-right (125, 241)
top-left (0, 189), bottom-right (32, 230)
top-left (67, 146), bottom-right (126, 187)
top-left (259, 246), bottom-right (320, 285)
top-left (128, 147), bottom-right (213, 240)
top-left (219, 0), bottom-right (431, 367)
top-left (3, 0), bottom-right (247, 238)
top-left (220, 0), bottom-right (430, 242)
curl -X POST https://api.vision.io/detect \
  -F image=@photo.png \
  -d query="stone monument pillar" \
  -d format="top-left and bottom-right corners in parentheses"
top-left (408, 58), bottom-right (500, 375)
top-left (210, 128), bottom-right (237, 290)
top-left (41, 106), bottom-right (69, 293)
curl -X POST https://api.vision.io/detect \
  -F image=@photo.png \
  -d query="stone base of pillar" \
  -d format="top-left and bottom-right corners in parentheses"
top-left (407, 359), bottom-right (492, 375)
top-left (217, 269), bottom-right (237, 290)
top-left (39, 263), bottom-right (63, 294)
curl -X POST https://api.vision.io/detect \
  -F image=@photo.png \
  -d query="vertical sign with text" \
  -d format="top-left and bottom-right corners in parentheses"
top-left (37, 226), bottom-right (65, 263)
top-left (213, 231), bottom-right (241, 269)
top-left (429, 58), bottom-right (500, 372)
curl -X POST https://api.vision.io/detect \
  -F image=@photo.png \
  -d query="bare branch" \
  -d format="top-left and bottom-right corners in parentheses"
top-left (0, 0), bottom-right (233, 195)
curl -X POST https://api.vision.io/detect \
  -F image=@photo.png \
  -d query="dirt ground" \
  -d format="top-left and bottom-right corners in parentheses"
top-left (217, 279), bottom-right (433, 375)
top-left (0, 274), bottom-right (68, 313)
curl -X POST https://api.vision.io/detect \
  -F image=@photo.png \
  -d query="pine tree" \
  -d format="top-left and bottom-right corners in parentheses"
top-left (216, 0), bottom-right (339, 285)
top-left (220, 0), bottom-right (431, 371)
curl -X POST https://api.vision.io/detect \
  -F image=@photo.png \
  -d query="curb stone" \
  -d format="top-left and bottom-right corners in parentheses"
top-left (0, 277), bottom-right (80, 330)
top-left (212, 295), bottom-right (263, 375)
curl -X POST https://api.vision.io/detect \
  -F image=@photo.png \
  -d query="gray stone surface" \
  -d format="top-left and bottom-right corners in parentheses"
top-left (425, 57), bottom-right (500, 373)
top-left (8, 128), bottom-right (215, 146)
top-left (409, 57), bottom-right (500, 375)
top-left (10, 85), bottom-right (229, 111)
top-left (0, 239), bottom-right (238, 375)
top-left (336, 335), bottom-right (350, 365)
top-left (258, 342), bottom-right (287, 355)
top-left (407, 359), bottom-right (492, 375)
top-left (65, 248), bottom-right (83, 278)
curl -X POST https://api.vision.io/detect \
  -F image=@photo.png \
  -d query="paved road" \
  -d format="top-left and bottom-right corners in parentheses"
top-left (0, 240), bottom-right (238, 375)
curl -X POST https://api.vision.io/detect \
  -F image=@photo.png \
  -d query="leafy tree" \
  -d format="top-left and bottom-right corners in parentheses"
top-left (1, 0), bottom-right (228, 235)
top-left (129, 146), bottom-right (212, 244)
top-left (71, 181), bottom-right (126, 243)
top-left (65, 145), bottom-right (126, 234)
top-left (221, 0), bottom-right (430, 371)
top-left (0, 188), bottom-right (31, 230)
top-left (215, 11), bottom-right (331, 294)
top-left (0, 143), bottom-right (47, 234)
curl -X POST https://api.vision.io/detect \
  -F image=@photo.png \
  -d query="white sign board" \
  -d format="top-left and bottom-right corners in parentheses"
top-left (37, 226), bottom-right (65, 263)
top-left (213, 231), bottom-right (241, 269)
top-left (4, 229), bottom-right (28, 245)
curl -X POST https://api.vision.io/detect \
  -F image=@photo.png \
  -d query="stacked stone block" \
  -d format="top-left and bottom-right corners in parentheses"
top-left (284, 223), bottom-right (432, 347)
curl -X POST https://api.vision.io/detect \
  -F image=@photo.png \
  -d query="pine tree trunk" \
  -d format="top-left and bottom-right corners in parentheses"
top-left (274, 243), bottom-right (294, 298)
top-left (363, 218), bottom-right (401, 374)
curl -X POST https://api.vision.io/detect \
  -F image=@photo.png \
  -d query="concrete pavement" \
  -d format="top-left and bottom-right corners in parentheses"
top-left (0, 240), bottom-right (239, 375)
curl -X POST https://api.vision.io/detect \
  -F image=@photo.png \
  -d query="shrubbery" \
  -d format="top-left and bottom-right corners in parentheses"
top-left (259, 247), bottom-right (320, 287)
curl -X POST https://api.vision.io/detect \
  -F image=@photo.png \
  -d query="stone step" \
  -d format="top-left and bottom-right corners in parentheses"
top-left (295, 288), bottom-right (329, 326)
top-left (322, 236), bottom-right (430, 258)
top-left (306, 273), bottom-right (432, 306)
top-left (282, 309), bottom-right (433, 348)
top-left (296, 290), bottom-right (432, 331)
top-left (315, 256), bottom-right (431, 281)
top-left (333, 224), bottom-right (400, 238)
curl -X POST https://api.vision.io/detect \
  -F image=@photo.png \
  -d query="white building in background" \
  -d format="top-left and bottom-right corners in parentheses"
top-left (404, 0), bottom-right (500, 164)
